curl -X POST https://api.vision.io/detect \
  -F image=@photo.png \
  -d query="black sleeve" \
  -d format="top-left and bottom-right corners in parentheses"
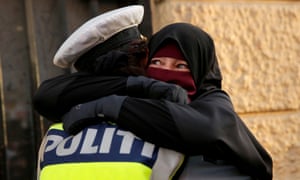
top-left (114, 90), bottom-right (272, 180)
top-left (33, 72), bottom-right (127, 121)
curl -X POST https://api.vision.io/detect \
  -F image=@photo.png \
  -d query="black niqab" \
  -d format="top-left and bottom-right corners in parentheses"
top-left (148, 23), bottom-right (222, 96)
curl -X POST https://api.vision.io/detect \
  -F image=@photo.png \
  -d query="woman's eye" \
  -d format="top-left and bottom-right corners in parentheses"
top-left (150, 59), bottom-right (161, 65)
top-left (177, 63), bottom-right (189, 69)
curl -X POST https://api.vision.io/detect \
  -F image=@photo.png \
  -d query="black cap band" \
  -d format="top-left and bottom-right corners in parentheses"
top-left (77, 26), bottom-right (141, 62)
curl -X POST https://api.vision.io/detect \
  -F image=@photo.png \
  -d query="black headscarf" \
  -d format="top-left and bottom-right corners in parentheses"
top-left (148, 23), bottom-right (222, 97)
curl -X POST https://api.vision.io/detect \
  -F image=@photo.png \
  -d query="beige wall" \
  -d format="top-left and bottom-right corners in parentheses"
top-left (150, 0), bottom-right (300, 179)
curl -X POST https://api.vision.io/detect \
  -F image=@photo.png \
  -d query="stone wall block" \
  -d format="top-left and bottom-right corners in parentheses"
top-left (242, 111), bottom-right (300, 180)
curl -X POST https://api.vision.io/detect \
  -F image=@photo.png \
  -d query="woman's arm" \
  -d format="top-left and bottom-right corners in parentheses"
top-left (33, 73), bottom-right (187, 121)
top-left (109, 90), bottom-right (272, 180)
top-left (33, 72), bottom-right (127, 121)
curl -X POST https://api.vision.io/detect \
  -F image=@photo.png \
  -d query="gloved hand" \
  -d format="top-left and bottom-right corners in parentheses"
top-left (127, 76), bottom-right (188, 104)
top-left (62, 95), bottom-right (126, 134)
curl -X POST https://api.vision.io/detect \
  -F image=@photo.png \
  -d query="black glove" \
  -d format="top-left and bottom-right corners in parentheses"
top-left (127, 76), bottom-right (188, 104)
top-left (62, 95), bottom-right (126, 134)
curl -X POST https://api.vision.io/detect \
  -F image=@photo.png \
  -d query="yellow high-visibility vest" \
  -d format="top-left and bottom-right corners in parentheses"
top-left (37, 123), bottom-right (184, 180)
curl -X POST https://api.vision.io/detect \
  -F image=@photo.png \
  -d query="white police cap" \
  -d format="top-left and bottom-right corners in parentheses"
top-left (53, 5), bottom-right (144, 68)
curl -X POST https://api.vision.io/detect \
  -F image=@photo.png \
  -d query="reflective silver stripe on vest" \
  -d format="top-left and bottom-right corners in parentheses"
top-left (151, 148), bottom-right (185, 180)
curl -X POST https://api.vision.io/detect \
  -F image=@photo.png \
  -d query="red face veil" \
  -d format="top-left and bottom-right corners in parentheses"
top-left (146, 67), bottom-right (196, 99)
